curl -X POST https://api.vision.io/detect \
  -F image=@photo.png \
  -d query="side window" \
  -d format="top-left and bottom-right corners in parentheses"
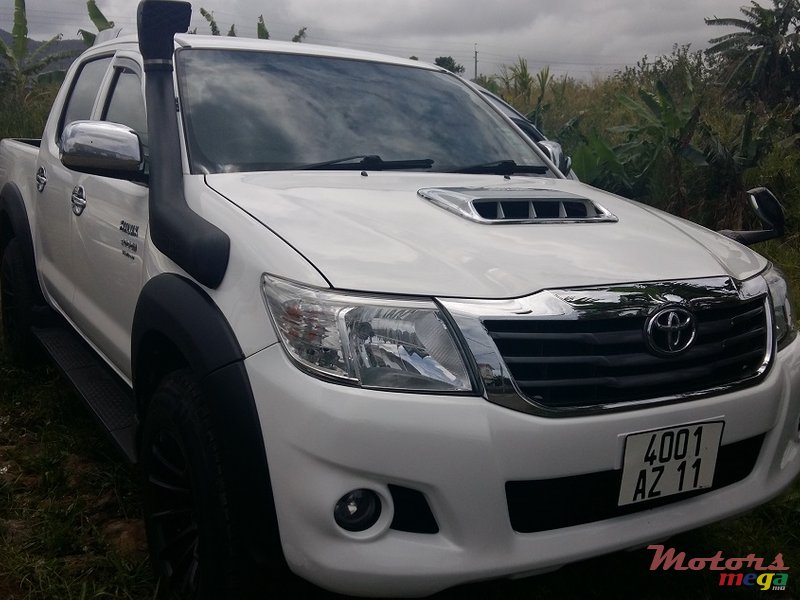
top-left (103, 67), bottom-right (148, 149)
top-left (60, 57), bottom-right (112, 137)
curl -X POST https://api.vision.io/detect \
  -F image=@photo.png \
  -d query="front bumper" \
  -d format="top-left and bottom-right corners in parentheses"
top-left (246, 335), bottom-right (800, 597)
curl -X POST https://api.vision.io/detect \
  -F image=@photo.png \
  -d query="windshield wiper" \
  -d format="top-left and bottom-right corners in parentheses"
top-left (448, 159), bottom-right (547, 175)
top-left (297, 155), bottom-right (434, 171)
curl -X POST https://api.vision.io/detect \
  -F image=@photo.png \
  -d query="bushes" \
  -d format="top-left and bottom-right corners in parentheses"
top-left (0, 86), bottom-right (58, 140)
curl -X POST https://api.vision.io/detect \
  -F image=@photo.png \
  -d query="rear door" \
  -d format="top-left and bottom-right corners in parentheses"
top-left (69, 53), bottom-right (149, 379)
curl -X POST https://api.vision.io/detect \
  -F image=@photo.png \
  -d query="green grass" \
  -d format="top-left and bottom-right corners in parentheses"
top-left (1, 332), bottom-right (799, 599)
top-left (0, 355), bottom-right (154, 600)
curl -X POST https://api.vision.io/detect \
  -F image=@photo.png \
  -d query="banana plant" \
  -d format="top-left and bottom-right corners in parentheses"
top-left (613, 81), bottom-right (706, 172)
top-left (0, 0), bottom-right (75, 97)
top-left (196, 11), bottom-right (304, 42)
top-left (197, 8), bottom-right (240, 37)
top-left (78, 0), bottom-right (114, 46)
top-left (700, 110), bottom-right (777, 228)
top-left (570, 129), bottom-right (633, 195)
top-left (200, 8), bottom-right (223, 36)
top-left (610, 78), bottom-right (707, 212)
top-left (705, 0), bottom-right (800, 106)
top-left (292, 27), bottom-right (307, 42)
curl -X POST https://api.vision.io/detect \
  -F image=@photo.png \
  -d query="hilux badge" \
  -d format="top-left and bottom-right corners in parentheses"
top-left (646, 307), bottom-right (696, 356)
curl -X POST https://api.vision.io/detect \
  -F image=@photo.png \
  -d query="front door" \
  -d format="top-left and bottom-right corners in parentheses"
top-left (69, 55), bottom-right (149, 379)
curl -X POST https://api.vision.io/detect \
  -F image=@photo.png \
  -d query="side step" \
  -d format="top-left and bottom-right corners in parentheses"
top-left (32, 325), bottom-right (138, 463)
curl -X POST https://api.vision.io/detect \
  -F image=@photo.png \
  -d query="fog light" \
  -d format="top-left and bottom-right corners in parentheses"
top-left (334, 489), bottom-right (381, 532)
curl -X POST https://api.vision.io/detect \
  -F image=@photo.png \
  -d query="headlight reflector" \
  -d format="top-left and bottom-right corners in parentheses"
top-left (261, 275), bottom-right (473, 392)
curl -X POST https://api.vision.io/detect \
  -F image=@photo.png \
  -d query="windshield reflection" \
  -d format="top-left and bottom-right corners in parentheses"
top-left (176, 49), bottom-right (545, 175)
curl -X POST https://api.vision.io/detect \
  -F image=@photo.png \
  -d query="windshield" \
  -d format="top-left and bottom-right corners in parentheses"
top-left (175, 49), bottom-right (548, 174)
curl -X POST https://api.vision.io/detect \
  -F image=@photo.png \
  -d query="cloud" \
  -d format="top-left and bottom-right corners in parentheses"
top-left (14, 0), bottom-right (741, 77)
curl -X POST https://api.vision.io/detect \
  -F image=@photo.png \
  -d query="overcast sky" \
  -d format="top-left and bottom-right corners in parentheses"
top-left (6, 0), bottom-right (742, 78)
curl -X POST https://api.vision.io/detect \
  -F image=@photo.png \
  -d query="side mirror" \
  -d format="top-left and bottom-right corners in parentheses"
top-left (718, 187), bottom-right (786, 246)
top-left (537, 140), bottom-right (572, 177)
top-left (61, 120), bottom-right (145, 179)
top-left (748, 187), bottom-right (785, 233)
top-left (563, 154), bottom-right (573, 176)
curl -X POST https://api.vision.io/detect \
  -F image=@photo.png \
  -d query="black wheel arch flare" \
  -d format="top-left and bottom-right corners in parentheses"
top-left (132, 273), bottom-right (284, 587)
top-left (0, 182), bottom-right (43, 302)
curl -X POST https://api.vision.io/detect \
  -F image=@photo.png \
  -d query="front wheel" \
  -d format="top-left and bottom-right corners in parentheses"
top-left (140, 370), bottom-right (239, 599)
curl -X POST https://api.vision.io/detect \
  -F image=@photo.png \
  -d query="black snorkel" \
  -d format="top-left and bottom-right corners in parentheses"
top-left (137, 0), bottom-right (230, 288)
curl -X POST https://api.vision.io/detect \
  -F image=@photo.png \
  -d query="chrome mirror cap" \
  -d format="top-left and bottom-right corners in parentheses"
top-left (61, 120), bottom-right (143, 174)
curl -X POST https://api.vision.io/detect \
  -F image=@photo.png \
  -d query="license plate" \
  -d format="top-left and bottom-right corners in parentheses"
top-left (618, 422), bottom-right (724, 506)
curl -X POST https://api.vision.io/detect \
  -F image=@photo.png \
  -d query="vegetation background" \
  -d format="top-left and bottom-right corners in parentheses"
top-left (1, 0), bottom-right (799, 598)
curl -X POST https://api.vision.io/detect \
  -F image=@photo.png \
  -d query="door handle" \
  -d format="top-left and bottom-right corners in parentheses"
top-left (35, 166), bottom-right (47, 193)
top-left (71, 185), bottom-right (87, 216)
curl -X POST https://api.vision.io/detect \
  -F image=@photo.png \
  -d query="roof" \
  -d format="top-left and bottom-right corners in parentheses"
top-left (92, 32), bottom-right (438, 71)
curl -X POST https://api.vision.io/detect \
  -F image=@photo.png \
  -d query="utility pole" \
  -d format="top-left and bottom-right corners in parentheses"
top-left (473, 43), bottom-right (478, 81)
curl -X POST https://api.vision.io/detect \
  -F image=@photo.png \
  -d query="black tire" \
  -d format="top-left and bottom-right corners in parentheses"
top-left (141, 370), bottom-right (240, 599)
top-left (0, 238), bottom-right (41, 362)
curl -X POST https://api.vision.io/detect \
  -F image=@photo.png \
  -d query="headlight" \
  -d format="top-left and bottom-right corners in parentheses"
top-left (764, 265), bottom-right (796, 350)
top-left (261, 274), bottom-right (474, 392)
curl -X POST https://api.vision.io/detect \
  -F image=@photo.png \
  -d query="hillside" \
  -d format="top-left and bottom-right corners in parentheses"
top-left (0, 28), bottom-right (84, 73)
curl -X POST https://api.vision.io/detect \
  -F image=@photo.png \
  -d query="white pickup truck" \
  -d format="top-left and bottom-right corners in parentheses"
top-left (0, 1), bottom-right (798, 597)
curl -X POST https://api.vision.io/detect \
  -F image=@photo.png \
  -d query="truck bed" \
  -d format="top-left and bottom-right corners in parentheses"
top-left (0, 137), bottom-right (43, 209)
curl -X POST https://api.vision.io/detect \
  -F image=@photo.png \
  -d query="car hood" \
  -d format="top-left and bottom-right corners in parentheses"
top-left (205, 172), bottom-right (768, 298)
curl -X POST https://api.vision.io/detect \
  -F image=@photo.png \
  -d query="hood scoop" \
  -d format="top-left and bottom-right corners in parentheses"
top-left (418, 187), bottom-right (618, 224)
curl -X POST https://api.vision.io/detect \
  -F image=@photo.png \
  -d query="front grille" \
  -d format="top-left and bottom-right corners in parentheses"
top-left (506, 434), bottom-right (763, 533)
top-left (484, 297), bottom-right (769, 409)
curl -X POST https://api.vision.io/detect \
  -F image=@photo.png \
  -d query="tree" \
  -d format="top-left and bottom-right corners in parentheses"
top-left (705, 0), bottom-right (800, 105)
top-left (78, 0), bottom-right (114, 46)
top-left (196, 9), bottom-right (305, 43)
top-left (199, 7), bottom-right (223, 36)
top-left (257, 15), bottom-right (269, 39)
top-left (434, 56), bottom-right (465, 74)
top-left (0, 0), bottom-right (74, 97)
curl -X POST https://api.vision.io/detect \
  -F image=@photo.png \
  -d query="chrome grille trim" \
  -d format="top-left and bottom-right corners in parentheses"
top-left (440, 276), bottom-right (773, 417)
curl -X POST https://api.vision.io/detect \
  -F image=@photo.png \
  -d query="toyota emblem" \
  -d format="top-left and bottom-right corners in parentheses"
top-left (646, 307), bottom-right (696, 356)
